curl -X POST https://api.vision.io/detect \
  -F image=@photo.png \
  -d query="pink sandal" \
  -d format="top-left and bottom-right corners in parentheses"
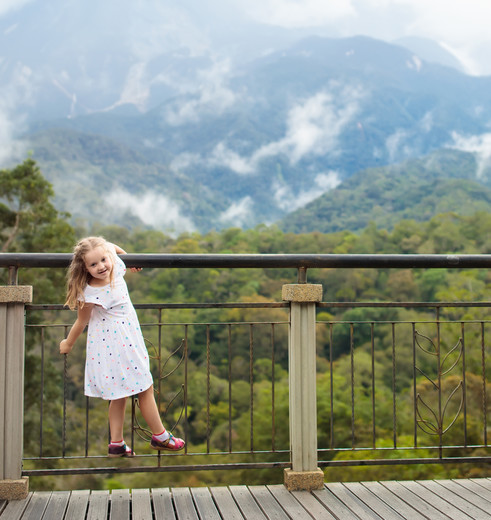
top-left (108, 442), bottom-right (135, 457)
top-left (150, 433), bottom-right (185, 451)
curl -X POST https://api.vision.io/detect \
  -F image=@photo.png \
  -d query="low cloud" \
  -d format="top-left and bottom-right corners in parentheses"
top-left (449, 131), bottom-right (491, 179)
top-left (207, 85), bottom-right (363, 174)
top-left (273, 170), bottom-right (341, 211)
top-left (218, 196), bottom-right (254, 227)
top-left (105, 189), bottom-right (196, 235)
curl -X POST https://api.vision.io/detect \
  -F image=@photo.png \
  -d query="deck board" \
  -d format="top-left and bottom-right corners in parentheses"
top-left (1, 479), bottom-right (490, 519)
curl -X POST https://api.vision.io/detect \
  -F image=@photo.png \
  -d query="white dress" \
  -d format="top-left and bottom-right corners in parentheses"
top-left (83, 255), bottom-right (153, 400)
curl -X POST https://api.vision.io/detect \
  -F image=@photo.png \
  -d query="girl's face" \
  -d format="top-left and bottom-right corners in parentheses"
top-left (84, 246), bottom-right (113, 284)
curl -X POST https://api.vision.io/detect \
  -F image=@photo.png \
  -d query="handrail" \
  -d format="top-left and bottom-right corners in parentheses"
top-left (2, 253), bottom-right (491, 269)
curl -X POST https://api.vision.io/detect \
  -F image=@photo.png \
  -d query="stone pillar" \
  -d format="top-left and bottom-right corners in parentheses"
top-left (282, 283), bottom-right (324, 491)
top-left (0, 286), bottom-right (32, 500)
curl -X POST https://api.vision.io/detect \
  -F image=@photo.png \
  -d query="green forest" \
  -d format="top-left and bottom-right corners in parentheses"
top-left (1, 159), bottom-right (491, 491)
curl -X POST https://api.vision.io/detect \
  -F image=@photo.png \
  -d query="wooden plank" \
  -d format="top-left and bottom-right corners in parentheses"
top-left (0, 492), bottom-right (32, 520)
top-left (21, 491), bottom-right (51, 520)
top-left (399, 481), bottom-right (474, 520)
top-left (132, 489), bottom-right (153, 520)
top-left (0, 500), bottom-right (6, 516)
top-left (172, 488), bottom-right (199, 520)
top-left (417, 480), bottom-right (491, 519)
top-left (64, 490), bottom-right (90, 519)
top-left (87, 490), bottom-right (109, 520)
top-left (291, 490), bottom-right (338, 520)
top-left (456, 479), bottom-right (491, 503)
top-left (152, 488), bottom-right (176, 520)
top-left (381, 481), bottom-right (450, 520)
top-left (362, 481), bottom-right (428, 520)
top-left (324, 483), bottom-right (383, 520)
top-left (229, 486), bottom-right (267, 519)
top-left (470, 478), bottom-right (491, 492)
top-left (343, 482), bottom-right (407, 520)
top-left (110, 489), bottom-right (130, 520)
top-left (248, 486), bottom-right (289, 520)
top-left (191, 488), bottom-right (221, 520)
top-left (267, 485), bottom-right (318, 519)
top-left (210, 486), bottom-right (245, 520)
top-left (439, 479), bottom-right (491, 511)
top-left (42, 491), bottom-right (70, 519)
top-left (313, 486), bottom-right (369, 520)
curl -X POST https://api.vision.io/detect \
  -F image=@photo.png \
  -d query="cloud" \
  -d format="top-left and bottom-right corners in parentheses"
top-left (164, 60), bottom-right (239, 125)
top-left (105, 189), bottom-right (196, 235)
top-left (206, 84), bottom-right (363, 174)
top-left (448, 132), bottom-right (491, 179)
top-left (273, 170), bottom-right (341, 211)
top-left (0, 0), bottom-right (34, 17)
top-left (218, 196), bottom-right (254, 226)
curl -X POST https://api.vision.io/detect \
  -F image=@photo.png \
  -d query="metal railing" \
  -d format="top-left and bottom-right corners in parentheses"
top-left (1, 253), bottom-right (491, 479)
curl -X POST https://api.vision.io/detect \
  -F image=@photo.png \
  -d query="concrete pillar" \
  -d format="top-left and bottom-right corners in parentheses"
top-left (282, 283), bottom-right (324, 491)
top-left (0, 286), bottom-right (32, 500)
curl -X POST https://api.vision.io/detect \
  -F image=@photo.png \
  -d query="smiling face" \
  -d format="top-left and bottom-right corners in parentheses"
top-left (84, 246), bottom-right (113, 285)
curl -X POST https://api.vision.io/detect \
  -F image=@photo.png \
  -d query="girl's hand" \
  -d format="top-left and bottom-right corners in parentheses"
top-left (60, 339), bottom-right (73, 355)
top-left (130, 267), bottom-right (142, 273)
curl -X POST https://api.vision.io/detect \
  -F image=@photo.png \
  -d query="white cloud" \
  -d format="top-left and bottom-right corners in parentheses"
top-left (209, 142), bottom-right (255, 174)
top-left (164, 60), bottom-right (238, 125)
top-left (448, 132), bottom-right (491, 179)
top-left (273, 170), bottom-right (341, 211)
top-left (105, 189), bottom-right (195, 235)
top-left (0, 0), bottom-right (34, 17)
top-left (218, 196), bottom-right (254, 226)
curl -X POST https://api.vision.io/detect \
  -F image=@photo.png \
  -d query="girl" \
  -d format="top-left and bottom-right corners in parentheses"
top-left (59, 236), bottom-right (184, 457)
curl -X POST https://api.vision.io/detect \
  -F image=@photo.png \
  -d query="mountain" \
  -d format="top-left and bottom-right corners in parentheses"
top-left (279, 149), bottom-right (491, 234)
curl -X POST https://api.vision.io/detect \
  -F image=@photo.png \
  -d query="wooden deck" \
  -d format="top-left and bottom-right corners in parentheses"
top-left (1, 479), bottom-right (491, 519)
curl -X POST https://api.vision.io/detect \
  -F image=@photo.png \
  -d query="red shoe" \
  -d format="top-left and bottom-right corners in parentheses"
top-left (150, 433), bottom-right (185, 451)
top-left (108, 442), bottom-right (135, 457)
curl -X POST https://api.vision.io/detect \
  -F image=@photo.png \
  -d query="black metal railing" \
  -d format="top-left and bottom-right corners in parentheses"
top-left (1, 253), bottom-right (490, 478)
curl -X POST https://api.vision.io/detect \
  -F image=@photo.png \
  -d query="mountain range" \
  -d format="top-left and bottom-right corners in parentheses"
top-left (2, 3), bottom-right (491, 234)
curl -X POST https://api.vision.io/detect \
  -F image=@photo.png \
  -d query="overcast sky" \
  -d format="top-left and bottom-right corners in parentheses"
top-left (2, 0), bottom-right (491, 75)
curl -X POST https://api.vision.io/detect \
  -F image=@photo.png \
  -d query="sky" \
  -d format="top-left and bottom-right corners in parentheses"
top-left (2, 0), bottom-right (491, 75)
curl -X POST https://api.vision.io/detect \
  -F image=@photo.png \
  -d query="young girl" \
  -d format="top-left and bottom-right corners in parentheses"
top-left (59, 236), bottom-right (184, 457)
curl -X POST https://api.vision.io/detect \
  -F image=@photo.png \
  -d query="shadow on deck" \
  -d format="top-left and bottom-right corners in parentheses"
top-left (2, 479), bottom-right (491, 519)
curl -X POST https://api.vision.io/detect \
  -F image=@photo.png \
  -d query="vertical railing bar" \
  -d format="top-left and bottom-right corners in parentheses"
top-left (228, 324), bottom-right (232, 454)
top-left (206, 324), bottom-right (211, 454)
top-left (130, 396), bottom-right (135, 458)
top-left (370, 322), bottom-right (376, 449)
top-left (85, 396), bottom-right (89, 457)
top-left (350, 323), bottom-right (355, 449)
top-left (461, 322), bottom-right (467, 447)
top-left (329, 323), bottom-right (334, 450)
top-left (8, 265), bottom-right (18, 285)
top-left (62, 325), bottom-right (68, 458)
top-left (39, 327), bottom-right (45, 458)
top-left (412, 322), bottom-right (418, 448)
top-left (437, 306), bottom-right (443, 458)
top-left (271, 323), bottom-right (276, 453)
top-left (157, 307), bottom-right (163, 464)
top-left (183, 324), bottom-right (189, 454)
top-left (250, 323), bottom-right (254, 453)
top-left (481, 322), bottom-right (488, 446)
top-left (391, 322), bottom-right (397, 449)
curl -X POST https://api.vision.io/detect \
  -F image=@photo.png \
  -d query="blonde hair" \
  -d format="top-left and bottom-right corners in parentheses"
top-left (65, 236), bottom-right (116, 310)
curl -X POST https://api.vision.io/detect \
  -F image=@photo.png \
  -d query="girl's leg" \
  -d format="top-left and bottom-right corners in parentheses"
top-left (138, 385), bottom-right (165, 434)
top-left (108, 397), bottom-right (127, 442)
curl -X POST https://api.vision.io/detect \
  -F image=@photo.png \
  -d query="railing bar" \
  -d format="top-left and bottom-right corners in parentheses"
top-left (39, 327), bottom-right (45, 458)
top-left (271, 323), bottom-right (276, 453)
top-left (437, 306), bottom-right (442, 457)
top-left (482, 322), bottom-right (488, 446)
top-left (206, 324), bottom-right (211, 454)
top-left (184, 324), bottom-right (189, 455)
top-left (157, 308), bottom-right (163, 465)
top-left (461, 322), bottom-right (467, 447)
top-left (228, 324), bottom-right (232, 454)
top-left (26, 302), bottom-right (290, 311)
top-left (329, 323), bottom-right (334, 450)
top-left (62, 326), bottom-right (68, 458)
top-left (250, 324), bottom-right (254, 453)
top-left (392, 323), bottom-right (397, 449)
top-left (85, 396), bottom-right (89, 458)
top-left (350, 323), bottom-right (355, 449)
top-left (412, 322), bottom-right (418, 448)
top-left (371, 323), bottom-right (376, 450)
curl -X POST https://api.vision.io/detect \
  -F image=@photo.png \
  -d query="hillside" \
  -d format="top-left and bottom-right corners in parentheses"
top-left (279, 149), bottom-right (491, 233)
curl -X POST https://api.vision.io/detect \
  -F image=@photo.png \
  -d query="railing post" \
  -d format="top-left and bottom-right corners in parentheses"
top-left (0, 285), bottom-right (32, 500)
top-left (282, 283), bottom-right (324, 491)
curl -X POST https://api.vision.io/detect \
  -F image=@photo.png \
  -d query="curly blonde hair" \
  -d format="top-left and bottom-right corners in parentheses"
top-left (65, 236), bottom-right (116, 310)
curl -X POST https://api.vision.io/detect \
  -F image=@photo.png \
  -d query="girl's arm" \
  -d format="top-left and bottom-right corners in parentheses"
top-left (59, 303), bottom-right (94, 354)
top-left (112, 243), bottom-right (142, 272)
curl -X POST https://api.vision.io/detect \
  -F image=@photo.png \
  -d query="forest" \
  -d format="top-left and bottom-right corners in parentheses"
top-left (1, 159), bottom-right (491, 491)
